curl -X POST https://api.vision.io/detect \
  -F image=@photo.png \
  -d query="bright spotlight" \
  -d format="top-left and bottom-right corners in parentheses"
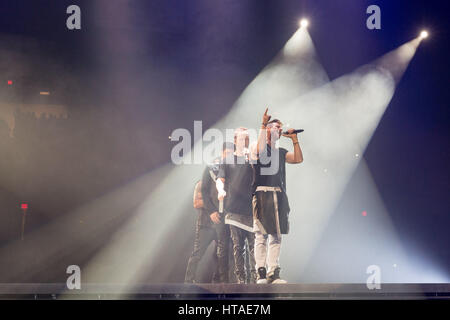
top-left (300, 19), bottom-right (309, 28)
top-left (420, 30), bottom-right (428, 39)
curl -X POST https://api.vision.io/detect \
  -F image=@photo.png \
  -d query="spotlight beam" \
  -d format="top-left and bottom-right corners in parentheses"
top-left (79, 26), bottom-right (329, 287)
top-left (275, 38), bottom-right (422, 279)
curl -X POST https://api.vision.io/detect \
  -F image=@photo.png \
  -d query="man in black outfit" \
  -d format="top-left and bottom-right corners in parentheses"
top-left (216, 128), bottom-right (257, 284)
top-left (184, 143), bottom-right (234, 283)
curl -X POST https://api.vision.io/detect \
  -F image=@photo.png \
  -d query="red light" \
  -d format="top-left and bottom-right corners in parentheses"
top-left (7, 80), bottom-right (12, 85)
top-left (362, 211), bottom-right (367, 216)
top-left (21, 203), bottom-right (28, 210)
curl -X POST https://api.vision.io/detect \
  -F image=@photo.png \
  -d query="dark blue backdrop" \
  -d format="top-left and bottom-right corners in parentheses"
top-left (0, 0), bottom-right (448, 282)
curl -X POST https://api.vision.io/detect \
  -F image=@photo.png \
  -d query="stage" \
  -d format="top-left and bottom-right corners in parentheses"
top-left (0, 283), bottom-right (448, 300)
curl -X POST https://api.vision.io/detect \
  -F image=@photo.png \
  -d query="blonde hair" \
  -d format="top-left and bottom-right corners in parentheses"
top-left (234, 127), bottom-right (248, 137)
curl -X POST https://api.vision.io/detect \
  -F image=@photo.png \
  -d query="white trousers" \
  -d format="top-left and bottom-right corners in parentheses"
top-left (254, 222), bottom-right (282, 275)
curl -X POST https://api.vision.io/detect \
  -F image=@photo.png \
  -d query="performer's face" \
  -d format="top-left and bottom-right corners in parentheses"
top-left (235, 131), bottom-right (249, 149)
top-left (267, 122), bottom-right (282, 144)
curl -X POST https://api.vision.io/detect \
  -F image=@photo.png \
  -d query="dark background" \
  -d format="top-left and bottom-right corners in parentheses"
top-left (0, 0), bottom-right (448, 282)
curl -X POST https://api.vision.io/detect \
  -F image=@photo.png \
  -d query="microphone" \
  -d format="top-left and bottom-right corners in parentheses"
top-left (282, 129), bottom-right (304, 135)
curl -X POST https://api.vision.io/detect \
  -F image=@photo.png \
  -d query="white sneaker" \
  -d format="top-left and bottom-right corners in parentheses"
top-left (267, 267), bottom-right (287, 284)
top-left (256, 278), bottom-right (268, 284)
top-left (271, 278), bottom-right (287, 284)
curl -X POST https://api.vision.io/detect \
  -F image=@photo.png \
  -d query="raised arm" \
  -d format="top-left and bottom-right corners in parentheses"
top-left (256, 107), bottom-right (271, 155)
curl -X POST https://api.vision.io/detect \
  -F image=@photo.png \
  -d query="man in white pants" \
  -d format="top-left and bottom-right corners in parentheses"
top-left (250, 108), bottom-right (303, 284)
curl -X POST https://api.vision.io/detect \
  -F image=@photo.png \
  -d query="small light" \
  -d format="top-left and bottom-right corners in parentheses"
top-left (362, 211), bottom-right (367, 216)
top-left (300, 19), bottom-right (309, 28)
top-left (323, 168), bottom-right (328, 173)
top-left (420, 30), bottom-right (428, 39)
top-left (7, 80), bottom-right (12, 85)
top-left (39, 91), bottom-right (50, 95)
top-left (355, 153), bottom-right (359, 158)
top-left (21, 203), bottom-right (28, 210)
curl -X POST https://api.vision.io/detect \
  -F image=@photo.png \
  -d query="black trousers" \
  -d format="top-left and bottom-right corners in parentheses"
top-left (184, 222), bottom-right (230, 283)
top-left (229, 225), bottom-right (257, 283)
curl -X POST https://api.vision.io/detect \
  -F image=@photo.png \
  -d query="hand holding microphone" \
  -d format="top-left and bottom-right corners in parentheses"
top-left (282, 129), bottom-right (304, 135)
top-left (216, 179), bottom-right (226, 214)
top-left (217, 189), bottom-right (226, 201)
top-left (282, 128), bottom-right (304, 139)
top-left (216, 179), bottom-right (227, 201)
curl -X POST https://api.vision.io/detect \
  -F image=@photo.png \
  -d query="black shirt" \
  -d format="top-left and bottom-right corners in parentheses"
top-left (252, 145), bottom-right (288, 193)
top-left (218, 155), bottom-right (253, 216)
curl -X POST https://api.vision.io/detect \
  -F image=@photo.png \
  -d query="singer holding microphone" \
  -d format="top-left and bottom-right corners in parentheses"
top-left (250, 108), bottom-right (303, 284)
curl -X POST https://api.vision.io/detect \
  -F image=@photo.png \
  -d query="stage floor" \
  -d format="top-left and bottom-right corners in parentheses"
top-left (0, 283), bottom-right (449, 299)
